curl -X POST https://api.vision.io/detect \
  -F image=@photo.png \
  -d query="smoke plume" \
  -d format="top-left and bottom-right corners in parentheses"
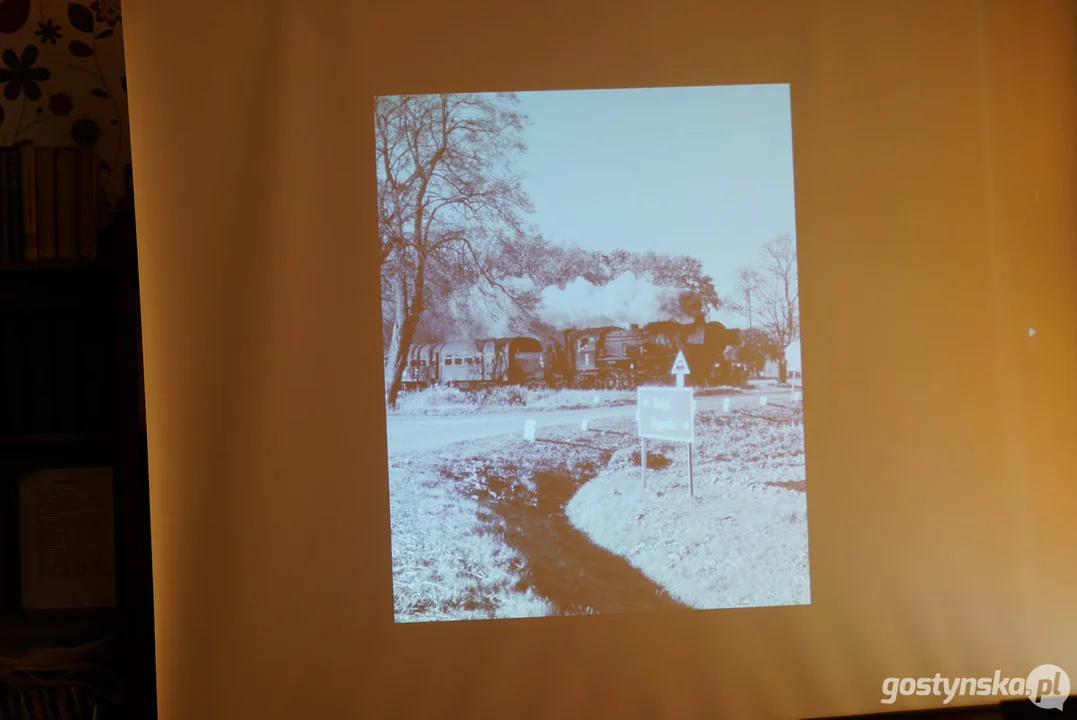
top-left (537, 272), bottom-right (684, 329)
top-left (440, 277), bottom-right (535, 340)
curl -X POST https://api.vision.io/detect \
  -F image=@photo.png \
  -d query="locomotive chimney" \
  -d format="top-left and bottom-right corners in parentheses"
top-left (679, 291), bottom-right (705, 323)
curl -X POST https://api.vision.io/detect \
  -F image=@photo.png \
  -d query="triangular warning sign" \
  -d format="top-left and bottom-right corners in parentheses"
top-left (670, 350), bottom-right (690, 375)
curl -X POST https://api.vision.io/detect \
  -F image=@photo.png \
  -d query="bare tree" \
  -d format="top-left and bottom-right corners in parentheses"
top-left (728, 233), bottom-right (800, 350)
top-left (377, 93), bottom-right (534, 408)
top-left (735, 267), bottom-right (763, 329)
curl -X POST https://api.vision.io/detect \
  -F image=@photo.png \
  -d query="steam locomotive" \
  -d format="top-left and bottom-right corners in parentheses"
top-left (398, 319), bottom-right (745, 391)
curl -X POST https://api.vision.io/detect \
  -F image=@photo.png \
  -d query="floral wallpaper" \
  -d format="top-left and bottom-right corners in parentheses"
top-left (0, 0), bottom-right (129, 205)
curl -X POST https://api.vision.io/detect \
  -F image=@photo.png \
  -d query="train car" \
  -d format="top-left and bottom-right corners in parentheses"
top-left (557, 326), bottom-right (620, 389)
top-left (392, 322), bottom-right (745, 393)
top-left (559, 324), bottom-right (656, 389)
top-left (399, 343), bottom-right (443, 390)
top-left (503, 337), bottom-right (546, 386)
top-left (399, 336), bottom-right (545, 390)
top-left (560, 320), bottom-right (742, 389)
top-left (442, 337), bottom-right (546, 387)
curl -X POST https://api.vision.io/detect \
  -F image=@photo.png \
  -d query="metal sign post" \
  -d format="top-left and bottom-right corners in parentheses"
top-left (688, 441), bottom-right (694, 496)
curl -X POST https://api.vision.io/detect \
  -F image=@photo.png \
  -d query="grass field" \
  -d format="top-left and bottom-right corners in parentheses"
top-left (387, 396), bottom-right (809, 622)
top-left (390, 383), bottom-right (744, 417)
top-left (567, 405), bottom-right (810, 609)
top-left (390, 385), bottom-right (636, 416)
top-left (389, 455), bottom-right (555, 622)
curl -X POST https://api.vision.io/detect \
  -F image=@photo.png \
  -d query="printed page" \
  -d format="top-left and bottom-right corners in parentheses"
top-left (19, 467), bottom-right (116, 610)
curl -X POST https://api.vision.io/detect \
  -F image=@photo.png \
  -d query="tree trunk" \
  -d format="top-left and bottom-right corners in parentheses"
top-left (384, 266), bottom-right (425, 409)
top-left (385, 317), bottom-right (421, 409)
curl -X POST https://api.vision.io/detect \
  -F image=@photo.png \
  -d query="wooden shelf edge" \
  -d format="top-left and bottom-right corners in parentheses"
top-left (0, 607), bottom-right (126, 650)
top-left (0, 433), bottom-right (115, 447)
top-left (0, 606), bottom-right (125, 625)
top-left (0, 261), bottom-right (114, 272)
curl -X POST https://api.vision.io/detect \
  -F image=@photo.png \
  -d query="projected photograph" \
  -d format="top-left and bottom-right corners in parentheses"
top-left (378, 83), bottom-right (809, 623)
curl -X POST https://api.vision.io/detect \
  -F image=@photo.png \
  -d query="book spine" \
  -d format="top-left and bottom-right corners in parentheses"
top-left (4, 312), bottom-right (26, 435)
top-left (52, 312), bottom-right (79, 434)
top-left (78, 311), bottom-right (109, 433)
top-left (2, 148), bottom-right (23, 263)
top-left (9, 147), bottom-right (23, 262)
top-left (77, 148), bottom-right (97, 259)
top-left (19, 143), bottom-right (38, 261)
top-left (0, 311), bottom-right (10, 435)
top-left (0, 147), bottom-right (10, 262)
top-left (0, 686), bottom-right (109, 720)
top-left (26, 310), bottom-right (53, 434)
top-left (34, 148), bottom-right (57, 261)
top-left (55, 148), bottom-right (78, 260)
top-left (28, 689), bottom-right (43, 720)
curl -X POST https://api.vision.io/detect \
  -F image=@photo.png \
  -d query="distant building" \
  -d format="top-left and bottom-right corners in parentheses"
top-left (785, 341), bottom-right (801, 373)
top-left (785, 340), bottom-right (802, 385)
top-left (760, 341), bottom-right (801, 383)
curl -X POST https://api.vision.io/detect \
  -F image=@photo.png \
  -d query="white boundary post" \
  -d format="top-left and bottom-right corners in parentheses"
top-left (641, 436), bottom-right (647, 489)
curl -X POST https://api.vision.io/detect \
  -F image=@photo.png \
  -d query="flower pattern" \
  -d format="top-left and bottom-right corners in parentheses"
top-left (0, 0), bottom-right (32, 33)
top-left (34, 18), bottom-right (62, 44)
top-left (0, 45), bottom-right (51, 102)
top-left (88, 0), bottom-right (118, 26)
top-left (48, 91), bottom-right (72, 116)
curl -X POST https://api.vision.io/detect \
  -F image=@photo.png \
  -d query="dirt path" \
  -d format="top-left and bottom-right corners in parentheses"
top-left (459, 438), bottom-right (691, 616)
top-left (498, 469), bottom-right (689, 614)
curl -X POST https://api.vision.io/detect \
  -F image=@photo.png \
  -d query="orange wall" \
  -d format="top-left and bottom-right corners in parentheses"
top-left (122, 0), bottom-right (1077, 717)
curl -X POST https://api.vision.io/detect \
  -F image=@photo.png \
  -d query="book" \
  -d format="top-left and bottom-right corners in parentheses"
top-left (0, 685), bottom-right (113, 720)
top-left (54, 150), bottom-right (78, 260)
top-left (19, 467), bottom-right (116, 611)
top-left (0, 147), bottom-right (9, 260)
top-left (2, 312), bottom-right (27, 435)
top-left (33, 148), bottom-right (56, 261)
top-left (19, 144), bottom-right (37, 261)
top-left (0, 147), bottom-right (23, 262)
top-left (77, 148), bottom-right (98, 259)
top-left (0, 145), bottom-right (104, 263)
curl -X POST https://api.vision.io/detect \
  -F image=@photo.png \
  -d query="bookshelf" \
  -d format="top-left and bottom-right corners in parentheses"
top-left (0, 146), bottom-right (156, 720)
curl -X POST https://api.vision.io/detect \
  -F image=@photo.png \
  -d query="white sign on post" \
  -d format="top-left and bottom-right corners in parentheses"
top-left (637, 385), bottom-right (697, 496)
top-left (637, 386), bottom-right (695, 443)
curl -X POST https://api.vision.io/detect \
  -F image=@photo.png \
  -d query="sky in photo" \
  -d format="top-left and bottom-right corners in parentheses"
top-left (512, 83), bottom-right (798, 328)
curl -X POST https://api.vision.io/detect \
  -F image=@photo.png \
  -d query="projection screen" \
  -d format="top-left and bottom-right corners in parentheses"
top-left (122, 0), bottom-right (1077, 718)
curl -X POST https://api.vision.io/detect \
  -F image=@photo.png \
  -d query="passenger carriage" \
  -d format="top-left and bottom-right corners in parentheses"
top-left (397, 336), bottom-right (546, 390)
